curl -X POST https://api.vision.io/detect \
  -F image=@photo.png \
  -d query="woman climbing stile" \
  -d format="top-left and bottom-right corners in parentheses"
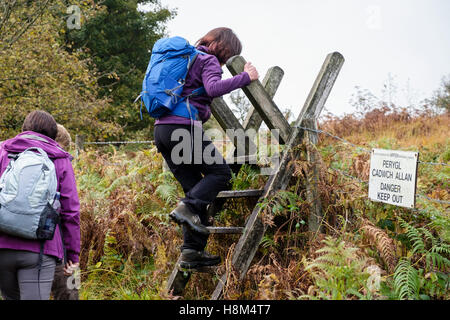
top-left (154, 27), bottom-right (259, 268)
top-left (0, 110), bottom-right (80, 300)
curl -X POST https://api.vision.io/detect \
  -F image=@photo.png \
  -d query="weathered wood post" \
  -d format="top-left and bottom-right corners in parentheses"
top-left (75, 134), bottom-right (85, 158)
top-left (303, 118), bottom-right (323, 234)
top-left (227, 56), bottom-right (291, 144)
top-left (243, 66), bottom-right (285, 131)
top-left (224, 66), bottom-right (285, 160)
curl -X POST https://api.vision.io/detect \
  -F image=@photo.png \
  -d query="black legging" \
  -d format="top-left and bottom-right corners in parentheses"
top-left (154, 124), bottom-right (232, 251)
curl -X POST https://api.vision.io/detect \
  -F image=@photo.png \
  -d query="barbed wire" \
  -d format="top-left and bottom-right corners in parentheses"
top-left (299, 125), bottom-right (449, 204)
top-left (83, 140), bottom-right (154, 145)
top-left (296, 126), bottom-right (372, 152)
top-left (305, 152), bottom-right (448, 207)
top-left (416, 194), bottom-right (450, 205)
top-left (297, 125), bottom-right (450, 167)
top-left (417, 160), bottom-right (450, 167)
top-left (82, 139), bottom-right (231, 146)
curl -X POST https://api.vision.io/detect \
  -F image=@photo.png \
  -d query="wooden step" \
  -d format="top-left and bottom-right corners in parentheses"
top-left (216, 189), bottom-right (264, 199)
top-left (206, 226), bottom-right (244, 234)
top-left (177, 265), bottom-right (219, 274)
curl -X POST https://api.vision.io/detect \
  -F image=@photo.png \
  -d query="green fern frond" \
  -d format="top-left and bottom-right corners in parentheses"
top-left (432, 242), bottom-right (450, 254)
top-left (155, 184), bottom-right (178, 205)
top-left (260, 235), bottom-right (278, 249)
top-left (263, 190), bottom-right (302, 217)
top-left (393, 259), bottom-right (419, 300)
top-left (419, 227), bottom-right (437, 247)
top-left (303, 236), bottom-right (371, 299)
top-left (399, 217), bottom-right (425, 254)
top-left (399, 218), bottom-right (449, 272)
top-left (101, 231), bottom-right (123, 270)
top-left (426, 249), bottom-right (450, 271)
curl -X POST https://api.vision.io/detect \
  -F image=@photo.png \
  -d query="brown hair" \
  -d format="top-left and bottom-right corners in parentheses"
top-left (55, 124), bottom-right (72, 150)
top-left (22, 110), bottom-right (58, 140)
top-left (196, 27), bottom-right (243, 65)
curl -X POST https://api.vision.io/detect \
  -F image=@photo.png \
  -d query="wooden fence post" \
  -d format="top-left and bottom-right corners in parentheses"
top-left (303, 118), bottom-right (323, 234)
top-left (75, 134), bottom-right (85, 158)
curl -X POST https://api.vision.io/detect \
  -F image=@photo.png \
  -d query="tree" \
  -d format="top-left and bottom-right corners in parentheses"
top-left (65, 0), bottom-right (175, 138)
top-left (0, 1), bottom-right (122, 141)
top-left (431, 75), bottom-right (450, 113)
top-left (0, 0), bottom-right (52, 50)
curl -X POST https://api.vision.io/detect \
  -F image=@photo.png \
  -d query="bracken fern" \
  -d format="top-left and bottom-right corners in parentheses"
top-left (393, 259), bottom-right (420, 299)
top-left (301, 236), bottom-right (370, 300)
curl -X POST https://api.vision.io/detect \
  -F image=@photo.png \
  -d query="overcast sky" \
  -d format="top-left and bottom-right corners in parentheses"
top-left (141, 0), bottom-right (450, 118)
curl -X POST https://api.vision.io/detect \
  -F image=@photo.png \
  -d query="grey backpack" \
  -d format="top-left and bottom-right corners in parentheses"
top-left (0, 144), bottom-right (60, 240)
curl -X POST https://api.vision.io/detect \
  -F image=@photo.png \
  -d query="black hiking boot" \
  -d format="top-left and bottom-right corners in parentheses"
top-left (179, 249), bottom-right (221, 269)
top-left (169, 202), bottom-right (210, 235)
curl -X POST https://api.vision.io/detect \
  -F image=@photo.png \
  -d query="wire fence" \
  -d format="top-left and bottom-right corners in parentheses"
top-left (78, 126), bottom-right (449, 207)
top-left (81, 139), bottom-right (233, 146)
top-left (83, 140), bottom-right (154, 145)
top-left (296, 125), bottom-right (450, 168)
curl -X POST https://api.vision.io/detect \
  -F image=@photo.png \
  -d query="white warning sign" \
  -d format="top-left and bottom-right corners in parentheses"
top-left (368, 148), bottom-right (419, 208)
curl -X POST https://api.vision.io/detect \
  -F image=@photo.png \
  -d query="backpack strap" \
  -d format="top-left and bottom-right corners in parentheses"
top-left (166, 51), bottom-right (207, 102)
top-left (184, 50), bottom-right (207, 99)
top-left (23, 147), bottom-right (48, 157)
top-left (189, 86), bottom-right (206, 98)
top-left (135, 93), bottom-right (145, 120)
top-left (35, 239), bottom-right (45, 299)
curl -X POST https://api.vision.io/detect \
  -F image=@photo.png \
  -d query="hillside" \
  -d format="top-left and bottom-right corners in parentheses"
top-left (74, 109), bottom-right (449, 300)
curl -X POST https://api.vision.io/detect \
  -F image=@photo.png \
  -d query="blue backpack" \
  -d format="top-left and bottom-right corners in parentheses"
top-left (137, 36), bottom-right (206, 120)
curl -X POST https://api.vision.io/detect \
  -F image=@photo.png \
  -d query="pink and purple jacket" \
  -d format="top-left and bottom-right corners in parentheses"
top-left (155, 45), bottom-right (251, 126)
top-left (0, 131), bottom-right (80, 263)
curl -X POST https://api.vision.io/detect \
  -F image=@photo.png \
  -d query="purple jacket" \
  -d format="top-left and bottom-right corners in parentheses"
top-left (0, 131), bottom-right (80, 263)
top-left (155, 45), bottom-right (251, 126)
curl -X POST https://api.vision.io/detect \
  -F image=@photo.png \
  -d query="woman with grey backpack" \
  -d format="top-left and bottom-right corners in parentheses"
top-left (0, 110), bottom-right (80, 300)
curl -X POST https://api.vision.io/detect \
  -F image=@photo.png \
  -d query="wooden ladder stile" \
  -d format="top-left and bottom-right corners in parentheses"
top-left (166, 52), bottom-right (345, 299)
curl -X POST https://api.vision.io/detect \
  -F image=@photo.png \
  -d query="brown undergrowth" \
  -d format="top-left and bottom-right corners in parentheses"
top-left (75, 108), bottom-right (449, 300)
